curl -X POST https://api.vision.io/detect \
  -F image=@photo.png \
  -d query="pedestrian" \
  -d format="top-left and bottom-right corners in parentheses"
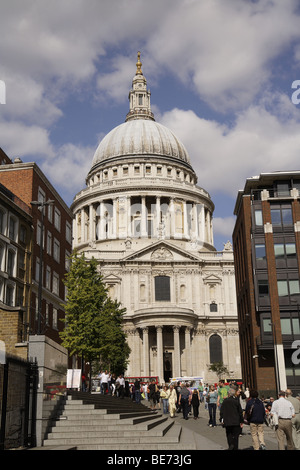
top-left (160, 385), bottom-right (169, 414)
top-left (220, 388), bottom-right (244, 450)
top-left (115, 374), bottom-right (125, 399)
top-left (285, 388), bottom-right (300, 450)
top-left (217, 380), bottom-right (228, 410)
top-left (143, 382), bottom-right (148, 401)
top-left (134, 378), bottom-right (141, 404)
top-left (191, 389), bottom-right (200, 419)
top-left (198, 382), bottom-right (204, 403)
top-left (207, 385), bottom-right (218, 427)
top-left (178, 383), bottom-right (191, 420)
top-left (244, 389), bottom-right (266, 450)
top-left (100, 370), bottom-right (109, 395)
top-left (168, 384), bottom-right (177, 418)
top-left (148, 379), bottom-right (157, 410)
top-left (271, 390), bottom-right (295, 450)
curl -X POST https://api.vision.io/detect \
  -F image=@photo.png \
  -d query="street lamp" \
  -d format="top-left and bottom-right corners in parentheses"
top-left (30, 199), bottom-right (54, 335)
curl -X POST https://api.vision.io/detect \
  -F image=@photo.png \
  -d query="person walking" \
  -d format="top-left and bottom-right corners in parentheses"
top-left (285, 389), bottom-right (300, 450)
top-left (134, 378), bottom-right (141, 404)
top-left (245, 389), bottom-right (266, 450)
top-left (148, 379), bottom-right (158, 410)
top-left (220, 388), bottom-right (244, 450)
top-left (207, 385), bottom-right (218, 427)
top-left (178, 383), bottom-right (191, 420)
top-left (168, 384), bottom-right (177, 418)
top-left (160, 385), bottom-right (169, 414)
top-left (217, 381), bottom-right (228, 410)
top-left (271, 390), bottom-right (295, 450)
top-left (191, 389), bottom-right (200, 419)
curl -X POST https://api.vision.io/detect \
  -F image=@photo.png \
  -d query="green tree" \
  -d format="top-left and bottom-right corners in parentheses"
top-left (60, 252), bottom-right (130, 376)
top-left (208, 361), bottom-right (229, 380)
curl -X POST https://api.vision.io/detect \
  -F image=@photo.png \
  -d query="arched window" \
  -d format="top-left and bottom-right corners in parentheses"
top-left (209, 334), bottom-right (222, 363)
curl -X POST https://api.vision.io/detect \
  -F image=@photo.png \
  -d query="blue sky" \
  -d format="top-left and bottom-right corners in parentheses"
top-left (1, 0), bottom-right (300, 250)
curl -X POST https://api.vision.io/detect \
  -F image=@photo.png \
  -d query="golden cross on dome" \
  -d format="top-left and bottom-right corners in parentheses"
top-left (136, 51), bottom-right (143, 75)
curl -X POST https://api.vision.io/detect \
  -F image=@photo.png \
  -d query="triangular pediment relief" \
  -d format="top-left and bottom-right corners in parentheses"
top-left (103, 273), bottom-right (122, 283)
top-left (122, 241), bottom-right (200, 263)
top-left (203, 273), bottom-right (222, 284)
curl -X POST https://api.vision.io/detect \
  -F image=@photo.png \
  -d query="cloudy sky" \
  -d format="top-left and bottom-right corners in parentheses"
top-left (1, 0), bottom-right (300, 250)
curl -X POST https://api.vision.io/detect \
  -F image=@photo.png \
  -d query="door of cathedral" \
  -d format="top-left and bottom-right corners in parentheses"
top-left (163, 351), bottom-right (172, 383)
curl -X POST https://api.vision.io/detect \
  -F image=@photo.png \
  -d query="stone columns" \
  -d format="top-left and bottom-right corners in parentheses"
top-left (156, 326), bottom-right (164, 382)
top-left (185, 326), bottom-right (192, 376)
top-left (141, 196), bottom-right (147, 237)
top-left (142, 327), bottom-right (149, 376)
top-left (173, 326), bottom-right (181, 377)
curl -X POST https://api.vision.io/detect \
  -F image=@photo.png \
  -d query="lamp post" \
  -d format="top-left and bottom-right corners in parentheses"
top-left (30, 199), bottom-right (54, 334)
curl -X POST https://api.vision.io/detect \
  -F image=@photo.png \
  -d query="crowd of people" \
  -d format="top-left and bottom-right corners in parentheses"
top-left (92, 372), bottom-right (300, 451)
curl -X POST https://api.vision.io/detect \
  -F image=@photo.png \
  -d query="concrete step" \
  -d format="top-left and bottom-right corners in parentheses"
top-left (51, 414), bottom-right (166, 429)
top-left (44, 423), bottom-right (181, 447)
top-left (47, 420), bottom-right (175, 440)
top-left (48, 417), bottom-right (172, 437)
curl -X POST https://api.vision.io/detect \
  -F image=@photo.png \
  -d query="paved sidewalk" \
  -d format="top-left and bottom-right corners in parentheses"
top-left (157, 402), bottom-right (279, 450)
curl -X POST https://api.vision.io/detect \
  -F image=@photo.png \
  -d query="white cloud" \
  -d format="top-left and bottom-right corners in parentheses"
top-left (213, 216), bottom-right (236, 238)
top-left (160, 93), bottom-right (300, 197)
top-left (0, 120), bottom-right (54, 158)
top-left (40, 143), bottom-right (94, 204)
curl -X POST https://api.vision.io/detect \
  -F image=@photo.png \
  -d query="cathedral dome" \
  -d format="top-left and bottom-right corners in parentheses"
top-left (91, 119), bottom-right (191, 169)
top-left (90, 52), bottom-right (191, 172)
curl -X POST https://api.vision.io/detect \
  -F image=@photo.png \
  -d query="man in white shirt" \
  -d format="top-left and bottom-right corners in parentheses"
top-left (100, 370), bottom-right (110, 395)
top-left (271, 390), bottom-right (295, 450)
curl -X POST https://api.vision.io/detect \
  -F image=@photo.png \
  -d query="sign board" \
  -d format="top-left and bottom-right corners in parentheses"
top-left (67, 369), bottom-right (81, 389)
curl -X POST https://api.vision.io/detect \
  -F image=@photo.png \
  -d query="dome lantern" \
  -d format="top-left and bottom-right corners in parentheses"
top-left (125, 51), bottom-right (155, 122)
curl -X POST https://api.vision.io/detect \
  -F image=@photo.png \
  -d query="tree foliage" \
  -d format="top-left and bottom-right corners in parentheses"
top-left (208, 361), bottom-right (229, 380)
top-left (60, 252), bottom-right (130, 374)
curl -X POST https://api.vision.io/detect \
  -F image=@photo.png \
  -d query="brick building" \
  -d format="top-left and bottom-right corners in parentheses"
top-left (0, 180), bottom-right (33, 359)
top-left (0, 149), bottom-right (73, 345)
top-left (233, 172), bottom-right (300, 396)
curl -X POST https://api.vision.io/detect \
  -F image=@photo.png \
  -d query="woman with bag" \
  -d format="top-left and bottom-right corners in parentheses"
top-left (244, 389), bottom-right (266, 450)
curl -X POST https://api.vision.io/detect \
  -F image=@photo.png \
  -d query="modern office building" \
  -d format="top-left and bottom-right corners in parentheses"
top-left (233, 172), bottom-right (300, 396)
top-left (71, 53), bottom-right (241, 384)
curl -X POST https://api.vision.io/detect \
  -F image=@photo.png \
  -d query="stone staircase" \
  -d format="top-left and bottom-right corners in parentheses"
top-left (42, 391), bottom-right (198, 450)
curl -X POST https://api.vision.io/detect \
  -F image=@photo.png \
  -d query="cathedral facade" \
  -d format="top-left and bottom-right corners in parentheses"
top-left (71, 53), bottom-right (241, 384)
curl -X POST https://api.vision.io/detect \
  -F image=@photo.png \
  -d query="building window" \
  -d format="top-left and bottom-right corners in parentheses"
top-left (255, 243), bottom-right (266, 260)
top-left (66, 221), bottom-right (72, 243)
top-left (53, 238), bottom-right (60, 262)
top-left (9, 216), bottom-right (16, 241)
top-left (258, 279), bottom-right (269, 295)
top-left (7, 250), bottom-right (15, 276)
top-left (20, 225), bottom-right (27, 244)
top-left (277, 279), bottom-right (300, 297)
top-left (53, 308), bottom-right (58, 329)
top-left (254, 210), bottom-right (263, 226)
top-left (0, 209), bottom-right (5, 234)
top-left (209, 334), bottom-right (222, 363)
top-left (6, 284), bottom-right (14, 306)
top-left (210, 302), bottom-right (218, 312)
top-left (54, 208), bottom-right (61, 231)
top-left (271, 205), bottom-right (293, 227)
top-left (53, 272), bottom-right (59, 295)
top-left (46, 266), bottom-right (51, 290)
top-left (155, 276), bottom-right (171, 301)
top-left (47, 231), bottom-right (52, 255)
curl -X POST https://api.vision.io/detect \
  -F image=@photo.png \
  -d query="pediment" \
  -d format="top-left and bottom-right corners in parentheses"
top-left (103, 273), bottom-right (122, 283)
top-left (203, 273), bottom-right (222, 284)
top-left (122, 241), bottom-right (200, 263)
